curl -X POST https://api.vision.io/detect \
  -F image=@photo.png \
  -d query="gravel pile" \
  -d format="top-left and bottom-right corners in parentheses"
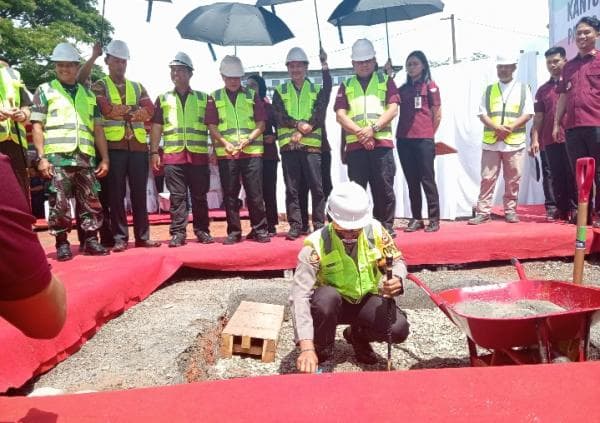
top-left (454, 299), bottom-right (566, 318)
top-left (24, 258), bottom-right (600, 395)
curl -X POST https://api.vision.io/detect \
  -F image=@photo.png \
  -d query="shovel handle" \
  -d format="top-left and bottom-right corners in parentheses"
top-left (576, 157), bottom-right (595, 201)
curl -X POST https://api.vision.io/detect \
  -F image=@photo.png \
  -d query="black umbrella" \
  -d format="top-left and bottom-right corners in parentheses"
top-left (255, 0), bottom-right (301, 15)
top-left (100, 0), bottom-right (172, 44)
top-left (177, 2), bottom-right (294, 61)
top-left (328, 0), bottom-right (444, 58)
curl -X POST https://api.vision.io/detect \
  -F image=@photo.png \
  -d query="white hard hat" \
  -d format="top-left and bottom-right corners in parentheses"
top-left (170, 51), bottom-right (193, 70)
top-left (351, 38), bottom-right (376, 61)
top-left (106, 40), bottom-right (130, 60)
top-left (285, 47), bottom-right (309, 65)
top-left (50, 43), bottom-right (81, 62)
top-left (220, 55), bottom-right (244, 78)
top-left (496, 53), bottom-right (518, 66)
top-left (326, 182), bottom-right (373, 230)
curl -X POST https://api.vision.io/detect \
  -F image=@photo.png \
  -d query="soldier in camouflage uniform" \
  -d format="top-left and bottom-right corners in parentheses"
top-left (31, 42), bottom-right (110, 261)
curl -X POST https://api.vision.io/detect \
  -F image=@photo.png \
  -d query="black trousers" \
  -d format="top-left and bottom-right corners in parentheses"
top-left (565, 127), bottom-right (600, 214)
top-left (107, 149), bottom-right (150, 242)
top-left (347, 148), bottom-right (397, 232)
top-left (300, 150), bottom-right (332, 230)
top-left (0, 141), bottom-right (29, 201)
top-left (164, 164), bottom-right (210, 236)
top-left (218, 157), bottom-right (267, 237)
top-left (262, 159), bottom-right (279, 231)
top-left (281, 150), bottom-right (325, 230)
top-left (545, 143), bottom-right (576, 215)
top-left (311, 286), bottom-right (410, 348)
top-left (396, 138), bottom-right (440, 220)
top-left (540, 149), bottom-right (557, 212)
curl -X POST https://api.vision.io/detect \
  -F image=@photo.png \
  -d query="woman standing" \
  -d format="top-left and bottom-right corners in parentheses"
top-left (396, 50), bottom-right (442, 232)
top-left (247, 74), bottom-right (279, 236)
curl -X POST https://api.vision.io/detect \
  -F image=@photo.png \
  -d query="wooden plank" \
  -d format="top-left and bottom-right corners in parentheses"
top-left (261, 340), bottom-right (277, 363)
top-left (241, 336), bottom-right (251, 349)
top-left (220, 334), bottom-right (233, 358)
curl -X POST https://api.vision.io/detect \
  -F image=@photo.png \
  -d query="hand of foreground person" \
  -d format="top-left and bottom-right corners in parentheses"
top-left (319, 47), bottom-right (327, 65)
top-left (95, 159), bottom-right (109, 178)
top-left (92, 42), bottom-right (103, 59)
top-left (297, 340), bottom-right (319, 373)
top-left (529, 140), bottom-right (540, 156)
top-left (37, 158), bottom-right (54, 179)
top-left (494, 125), bottom-right (511, 141)
top-left (0, 108), bottom-right (10, 121)
top-left (552, 124), bottom-right (560, 143)
top-left (297, 121), bottom-right (313, 135)
top-left (381, 276), bottom-right (403, 297)
top-left (291, 131), bottom-right (303, 143)
top-left (151, 153), bottom-right (161, 172)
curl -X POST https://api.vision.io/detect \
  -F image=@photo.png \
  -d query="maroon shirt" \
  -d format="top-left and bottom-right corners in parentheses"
top-left (0, 154), bottom-right (51, 301)
top-left (204, 88), bottom-right (267, 160)
top-left (262, 101), bottom-right (279, 161)
top-left (334, 74), bottom-right (399, 152)
top-left (557, 51), bottom-right (600, 130)
top-left (396, 79), bottom-right (441, 139)
top-left (152, 90), bottom-right (209, 166)
top-left (534, 78), bottom-right (565, 149)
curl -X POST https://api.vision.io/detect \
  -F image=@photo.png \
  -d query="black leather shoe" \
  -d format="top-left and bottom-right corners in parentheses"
top-left (343, 327), bottom-right (378, 365)
top-left (404, 219), bottom-right (424, 233)
top-left (254, 232), bottom-right (271, 243)
top-left (112, 240), bottom-right (128, 252)
top-left (56, 242), bottom-right (73, 262)
top-left (223, 234), bottom-right (242, 245)
top-left (83, 238), bottom-right (110, 256)
top-left (300, 225), bottom-right (310, 235)
top-left (169, 234), bottom-right (187, 248)
top-left (267, 227), bottom-right (277, 237)
top-left (245, 230), bottom-right (257, 240)
top-left (134, 239), bottom-right (162, 248)
top-left (286, 227), bottom-right (301, 240)
top-left (424, 219), bottom-right (440, 232)
top-left (196, 231), bottom-right (214, 244)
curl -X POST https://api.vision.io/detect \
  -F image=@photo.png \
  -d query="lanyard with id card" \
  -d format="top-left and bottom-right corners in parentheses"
top-left (413, 82), bottom-right (428, 109)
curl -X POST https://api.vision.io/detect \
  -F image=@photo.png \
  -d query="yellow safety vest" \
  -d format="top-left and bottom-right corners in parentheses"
top-left (304, 221), bottom-right (386, 303)
top-left (275, 80), bottom-right (322, 148)
top-left (483, 82), bottom-right (527, 145)
top-left (39, 79), bottom-right (96, 157)
top-left (0, 66), bottom-right (27, 147)
top-left (101, 76), bottom-right (146, 143)
top-left (343, 72), bottom-right (393, 144)
top-left (159, 90), bottom-right (209, 154)
top-left (211, 88), bottom-right (263, 157)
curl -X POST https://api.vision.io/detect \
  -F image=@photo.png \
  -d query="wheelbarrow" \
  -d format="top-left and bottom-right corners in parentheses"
top-left (406, 259), bottom-right (600, 366)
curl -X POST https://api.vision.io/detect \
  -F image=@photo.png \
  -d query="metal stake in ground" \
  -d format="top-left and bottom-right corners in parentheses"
top-left (385, 254), bottom-right (397, 371)
top-left (574, 157), bottom-right (595, 284)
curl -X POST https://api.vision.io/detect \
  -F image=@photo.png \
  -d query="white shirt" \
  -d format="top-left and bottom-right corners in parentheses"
top-left (478, 80), bottom-right (534, 152)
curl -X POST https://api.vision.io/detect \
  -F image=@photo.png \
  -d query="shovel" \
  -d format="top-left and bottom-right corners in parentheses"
top-left (573, 157), bottom-right (595, 284)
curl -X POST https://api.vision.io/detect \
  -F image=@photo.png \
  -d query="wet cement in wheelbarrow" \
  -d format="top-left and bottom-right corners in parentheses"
top-left (454, 299), bottom-right (566, 318)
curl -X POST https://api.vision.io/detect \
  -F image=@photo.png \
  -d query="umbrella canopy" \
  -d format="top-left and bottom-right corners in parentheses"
top-left (255, 0), bottom-right (301, 14)
top-left (328, 0), bottom-right (444, 56)
top-left (145, 0), bottom-right (172, 23)
top-left (177, 2), bottom-right (294, 60)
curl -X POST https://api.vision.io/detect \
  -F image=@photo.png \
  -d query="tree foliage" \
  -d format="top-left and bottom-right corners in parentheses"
top-left (0, 0), bottom-right (112, 89)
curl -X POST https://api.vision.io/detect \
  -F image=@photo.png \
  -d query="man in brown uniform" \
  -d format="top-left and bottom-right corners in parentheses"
top-left (91, 40), bottom-right (160, 251)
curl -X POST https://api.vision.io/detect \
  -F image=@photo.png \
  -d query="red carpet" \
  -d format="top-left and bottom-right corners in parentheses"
top-left (2, 362), bottom-right (600, 422)
top-left (2, 204), bottom-right (599, 392)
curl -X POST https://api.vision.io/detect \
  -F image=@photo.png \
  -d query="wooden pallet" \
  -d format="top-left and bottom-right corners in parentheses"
top-left (220, 301), bottom-right (285, 363)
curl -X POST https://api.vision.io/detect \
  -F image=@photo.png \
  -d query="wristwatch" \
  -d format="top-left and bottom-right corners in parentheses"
top-left (371, 123), bottom-right (381, 132)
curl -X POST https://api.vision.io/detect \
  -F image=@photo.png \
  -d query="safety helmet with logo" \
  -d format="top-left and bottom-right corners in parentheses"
top-left (325, 181), bottom-right (373, 230)
top-left (170, 52), bottom-right (194, 71)
top-left (219, 55), bottom-right (244, 78)
top-left (105, 40), bottom-right (130, 60)
top-left (50, 43), bottom-right (81, 62)
top-left (285, 47), bottom-right (309, 65)
top-left (351, 39), bottom-right (376, 62)
top-left (496, 53), bottom-right (519, 66)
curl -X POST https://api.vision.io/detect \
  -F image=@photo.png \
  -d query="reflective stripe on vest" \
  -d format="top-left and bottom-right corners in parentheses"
top-left (483, 82), bottom-right (527, 145)
top-left (275, 80), bottom-right (322, 148)
top-left (160, 90), bottom-right (209, 154)
top-left (343, 72), bottom-right (393, 143)
top-left (304, 222), bottom-right (384, 303)
top-left (0, 66), bottom-right (27, 147)
top-left (40, 79), bottom-right (96, 157)
top-left (101, 76), bottom-right (146, 143)
top-left (211, 88), bottom-right (263, 157)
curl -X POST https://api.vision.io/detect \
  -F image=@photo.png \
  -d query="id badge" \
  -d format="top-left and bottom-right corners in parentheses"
top-left (414, 96), bottom-right (422, 109)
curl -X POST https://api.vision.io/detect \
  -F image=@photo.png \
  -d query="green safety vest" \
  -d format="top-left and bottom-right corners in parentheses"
top-left (159, 90), bottom-right (209, 154)
top-left (343, 72), bottom-right (393, 144)
top-left (0, 66), bottom-right (27, 147)
top-left (304, 221), bottom-right (385, 303)
top-left (211, 88), bottom-right (263, 157)
top-left (39, 79), bottom-right (96, 157)
top-left (101, 76), bottom-right (146, 143)
top-left (274, 80), bottom-right (322, 148)
top-left (483, 82), bottom-right (527, 145)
